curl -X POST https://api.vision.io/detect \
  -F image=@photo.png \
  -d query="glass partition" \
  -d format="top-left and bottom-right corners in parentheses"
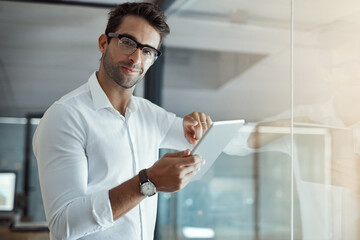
top-left (293, 2), bottom-right (360, 239)
top-left (157, 1), bottom-right (293, 239)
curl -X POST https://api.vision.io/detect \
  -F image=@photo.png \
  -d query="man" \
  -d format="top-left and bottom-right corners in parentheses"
top-left (33, 2), bottom-right (211, 239)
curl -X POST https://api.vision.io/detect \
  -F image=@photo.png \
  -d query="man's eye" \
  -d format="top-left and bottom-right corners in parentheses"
top-left (121, 38), bottom-right (135, 47)
top-left (142, 48), bottom-right (154, 56)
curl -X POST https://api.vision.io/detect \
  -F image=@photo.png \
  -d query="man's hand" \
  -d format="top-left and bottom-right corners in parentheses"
top-left (183, 112), bottom-right (212, 145)
top-left (325, 156), bottom-right (360, 195)
top-left (147, 149), bottom-right (205, 192)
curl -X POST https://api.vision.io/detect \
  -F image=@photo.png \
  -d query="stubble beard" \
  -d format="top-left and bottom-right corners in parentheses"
top-left (102, 50), bottom-right (144, 89)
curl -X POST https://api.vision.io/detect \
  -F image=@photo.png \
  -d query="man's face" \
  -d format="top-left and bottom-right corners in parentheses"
top-left (102, 15), bottom-right (161, 89)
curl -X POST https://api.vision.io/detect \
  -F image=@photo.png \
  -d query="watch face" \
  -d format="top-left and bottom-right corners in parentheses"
top-left (141, 182), bottom-right (156, 196)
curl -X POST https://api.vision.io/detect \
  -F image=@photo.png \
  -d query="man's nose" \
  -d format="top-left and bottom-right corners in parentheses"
top-left (129, 48), bottom-right (142, 65)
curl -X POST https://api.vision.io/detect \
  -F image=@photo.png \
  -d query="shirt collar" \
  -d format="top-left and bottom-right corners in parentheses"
top-left (89, 71), bottom-right (138, 114)
top-left (89, 72), bottom-right (113, 110)
top-left (126, 96), bottom-right (138, 114)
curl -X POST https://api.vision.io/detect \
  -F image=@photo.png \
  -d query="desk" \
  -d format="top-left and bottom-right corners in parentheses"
top-left (0, 228), bottom-right (49, 240)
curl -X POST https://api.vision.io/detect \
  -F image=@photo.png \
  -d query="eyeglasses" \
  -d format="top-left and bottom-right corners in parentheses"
top-left (107, 33), bottom-right (161, 63)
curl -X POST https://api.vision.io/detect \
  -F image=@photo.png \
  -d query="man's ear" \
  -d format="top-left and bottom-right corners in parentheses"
top-left (98, 34), bottom-right (108, 54)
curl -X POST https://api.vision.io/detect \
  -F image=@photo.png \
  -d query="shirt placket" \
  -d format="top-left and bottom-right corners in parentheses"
top-left (124, 115), bottom-right (146, 240)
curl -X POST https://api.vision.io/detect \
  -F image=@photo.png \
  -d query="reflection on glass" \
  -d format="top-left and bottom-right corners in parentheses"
top-left (293, 6), bottom-right (360, 240)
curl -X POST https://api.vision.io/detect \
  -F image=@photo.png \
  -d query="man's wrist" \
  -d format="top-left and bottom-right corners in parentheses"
top-left (139, 169), bottom-right (157, 197)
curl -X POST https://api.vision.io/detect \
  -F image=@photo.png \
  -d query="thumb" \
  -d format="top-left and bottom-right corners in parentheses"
top-left (163, 149), bottom-right (191, 158)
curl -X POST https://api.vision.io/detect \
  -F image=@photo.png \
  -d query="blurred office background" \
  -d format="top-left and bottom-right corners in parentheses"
top-left (1, 0), bottom-right (360, 239)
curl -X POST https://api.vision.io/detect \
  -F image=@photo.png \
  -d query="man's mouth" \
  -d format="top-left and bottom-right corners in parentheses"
top-left (121, 66), bottom-right (140, 74)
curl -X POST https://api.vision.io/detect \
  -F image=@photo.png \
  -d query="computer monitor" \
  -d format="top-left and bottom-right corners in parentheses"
top-left (0, 171), bottom-right (17, 217)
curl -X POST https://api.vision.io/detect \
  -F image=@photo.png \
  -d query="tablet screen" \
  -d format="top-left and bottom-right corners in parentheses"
top-left (191, 120), bottom-right (244, 181)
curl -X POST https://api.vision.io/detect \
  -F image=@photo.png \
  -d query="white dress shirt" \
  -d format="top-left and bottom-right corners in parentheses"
top-left (33, 72), bottom-right (191, 240)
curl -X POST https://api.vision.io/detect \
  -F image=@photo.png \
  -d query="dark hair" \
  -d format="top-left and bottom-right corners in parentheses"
top-left (105, 2), bottom-right (170, 46)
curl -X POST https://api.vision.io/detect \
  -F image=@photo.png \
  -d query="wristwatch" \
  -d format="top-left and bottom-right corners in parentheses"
top-left (139, 169), bottom-right (156, 197)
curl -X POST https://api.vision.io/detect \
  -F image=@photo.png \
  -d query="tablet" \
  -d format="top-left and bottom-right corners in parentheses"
top-left (191, 119), bottom-right (245, 181)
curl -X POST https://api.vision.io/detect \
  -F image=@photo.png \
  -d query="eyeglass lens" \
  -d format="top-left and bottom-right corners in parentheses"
top-left (118, 37), bottom-right (157, 62)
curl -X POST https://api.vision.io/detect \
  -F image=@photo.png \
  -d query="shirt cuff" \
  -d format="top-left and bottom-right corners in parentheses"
top-left (91, 190), bottom-right (114, 229)
top-left (160, 117), bottom-right (193, 150)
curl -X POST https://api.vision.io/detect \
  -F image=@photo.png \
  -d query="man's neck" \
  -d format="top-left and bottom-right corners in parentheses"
top-left (96, 71), bottom-right (134, 116)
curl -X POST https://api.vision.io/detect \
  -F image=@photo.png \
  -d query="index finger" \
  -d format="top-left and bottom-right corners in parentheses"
top-left (183, 114), bottom-right (198, 126)
top-left (190, 113), bottom-right (203, 140)
top-left (177, 155), bottom-right (204, 166)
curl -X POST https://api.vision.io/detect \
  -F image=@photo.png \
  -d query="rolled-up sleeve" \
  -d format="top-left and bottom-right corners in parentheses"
top-left (160, 116), bottom-right (193, 150)
top-left (33, 103), bottom-right (114, 239)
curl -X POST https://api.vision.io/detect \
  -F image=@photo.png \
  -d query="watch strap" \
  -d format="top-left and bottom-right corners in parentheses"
top-left (139, 169), bottom-right (149, 185)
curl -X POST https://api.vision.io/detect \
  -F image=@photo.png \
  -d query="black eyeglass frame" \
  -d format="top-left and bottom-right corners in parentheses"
top-left (107, 32), bottom-right (162, 58)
